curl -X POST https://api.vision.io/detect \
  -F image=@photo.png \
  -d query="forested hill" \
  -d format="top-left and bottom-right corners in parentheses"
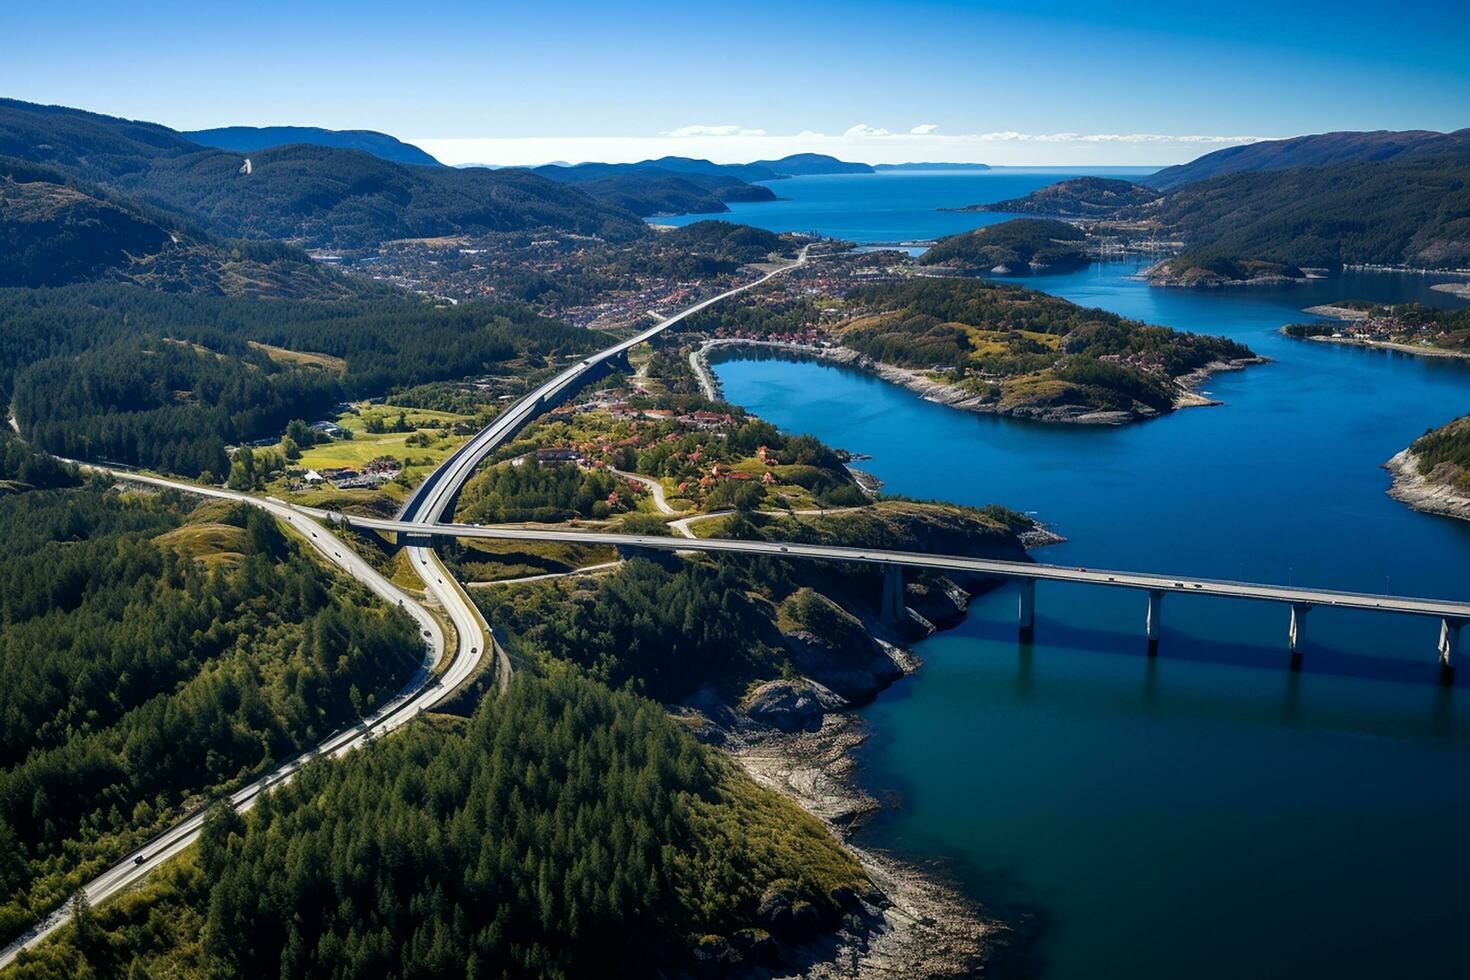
top-left (917, 218), bottom-right (1088, 274)
top-left (964, 176), bottom-right (1159, 218)
top-left (0, 285), bottom-right (596, 476)
top-left (0, 99), bottom-right (646, 247)
top-left (1145, 153), bottom-right (1470, 279)
top-left (531, 165), bottom-right (776, 216)
top-left (184, 125), bottom-right (445, 167)
top-left (1143, 128), bottom-right (1470, 190)
top-left (0, 159), bottom-right (362, 295)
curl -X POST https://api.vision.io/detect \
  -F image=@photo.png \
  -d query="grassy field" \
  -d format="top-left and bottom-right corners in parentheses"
top-left (276, 403), bottom-right (479, 507)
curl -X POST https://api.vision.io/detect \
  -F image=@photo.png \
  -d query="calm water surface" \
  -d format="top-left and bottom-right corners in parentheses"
top-left (699, 176), bottom-right (1470, 979)
top-left (653, 168), bottom-right (1156, 243)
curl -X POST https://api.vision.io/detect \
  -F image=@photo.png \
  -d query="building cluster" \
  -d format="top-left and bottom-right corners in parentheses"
top-left (303, 456), bottom-right (402, 489)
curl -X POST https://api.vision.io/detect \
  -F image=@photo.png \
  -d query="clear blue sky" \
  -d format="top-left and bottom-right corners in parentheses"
top-left (3, 0), bottom-right (1466, 165)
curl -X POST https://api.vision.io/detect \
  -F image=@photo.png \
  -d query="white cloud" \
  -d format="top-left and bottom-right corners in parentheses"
top-left (843, 123), bottom-right (892, 138)
top-left (910, 123), bottom-right (939, 135)
top-left (663, 124), bottom-right (766, 137)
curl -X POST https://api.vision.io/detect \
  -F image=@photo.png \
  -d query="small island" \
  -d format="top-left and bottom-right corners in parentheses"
top-left (688, 275), bottom-right (1260, 425)
top-left (916, 218), bottom-right (1089, 275)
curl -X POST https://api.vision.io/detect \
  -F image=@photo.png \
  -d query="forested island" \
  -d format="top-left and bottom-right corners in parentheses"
top-left (687, 276), bottom-right (1259, 423)
top-left (917, 218), bottom-right (1089, 275)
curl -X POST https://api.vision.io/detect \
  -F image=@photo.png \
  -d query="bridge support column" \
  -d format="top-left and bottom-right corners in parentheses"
top-left (1439, 617), bottom-right (1463, 686)
top-left (1288, 603), bottom-right (1311, 669)
top-left (880, 565), bottom-right (905, 626)
top-left (1017, 579), bottom-right (1036, 642)
top-left (1145, 590), bottom-right (1163, 656)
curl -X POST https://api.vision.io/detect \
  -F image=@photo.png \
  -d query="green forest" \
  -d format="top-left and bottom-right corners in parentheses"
top-left (918, 218), bottom-right (1089, 273)
top-left (839, 278), bottom-right (1253, 416)
top-left (0, 284), bottom-right (596, 476)
top-left (9, 672), bottom-right (868, 979)
top-left (0, 456), bottom-right (421, 946)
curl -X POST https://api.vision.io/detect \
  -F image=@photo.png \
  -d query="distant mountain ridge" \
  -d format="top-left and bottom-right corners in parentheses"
top-left (185, 125), bottom-right (445, 167)
top-left (1143, 129), bottom-right (1470, 190)
top-left (752, 153), bottom-right (873, 176)
top-left (0, 98), bottom-right (646, 247)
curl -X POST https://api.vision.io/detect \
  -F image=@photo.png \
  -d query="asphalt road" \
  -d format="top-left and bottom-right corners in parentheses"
top-left (1, 249), bottom-right (811, 967)
top-left (328, 518), bottom-right (1470, 622)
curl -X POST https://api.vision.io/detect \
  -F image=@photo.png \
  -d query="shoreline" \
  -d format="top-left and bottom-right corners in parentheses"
top-left (694, 337), bottom-right (1259, 425)
top-left (697, 572), bottom-right (1038, 976)
top-left (1287, 329), bottom-right (1470, 361)
top-left (1384, 448), bottom-right (1470, 523)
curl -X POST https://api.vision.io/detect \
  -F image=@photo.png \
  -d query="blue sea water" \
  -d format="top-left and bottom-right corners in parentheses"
top-left (651, 168), bottom-right (1157, 243)
top-left (693, 176), bottom-right (1470, 979)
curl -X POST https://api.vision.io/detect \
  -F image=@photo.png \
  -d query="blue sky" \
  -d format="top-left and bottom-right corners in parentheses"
top-left (2, 0), bottom-right (1466, 165)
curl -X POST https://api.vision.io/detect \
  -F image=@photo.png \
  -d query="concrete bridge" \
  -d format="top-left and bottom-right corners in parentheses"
top-left (327, 514), bottom-right (1470, 683)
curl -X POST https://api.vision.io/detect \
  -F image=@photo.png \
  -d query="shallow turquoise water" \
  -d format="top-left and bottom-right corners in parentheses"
top-left (706, 180), bottom-right (1470, 976)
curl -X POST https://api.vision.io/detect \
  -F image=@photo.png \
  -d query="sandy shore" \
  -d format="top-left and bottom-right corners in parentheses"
top-left (1293, 331), bottom-right (1470, 361)
top-left (696, 337), bottom-right (1257, 424)
top-left (1384, 449), bottom-right (1470, 522)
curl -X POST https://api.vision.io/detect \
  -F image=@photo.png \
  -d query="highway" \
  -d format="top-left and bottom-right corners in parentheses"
top-left (1, 249), bottom-right (811, 968)
top-left (325, 518), bottom-right (1470, 622)
top-left (0, 475), bottom-right (464, 970)
top-left (396, 246), bottom-right (808, 526)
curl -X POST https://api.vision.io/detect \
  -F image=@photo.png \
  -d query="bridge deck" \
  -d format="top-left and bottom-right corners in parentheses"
top-left (331, 515), bottom-right (1470, 621)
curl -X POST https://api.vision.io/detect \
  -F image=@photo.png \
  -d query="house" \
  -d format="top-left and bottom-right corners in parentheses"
top-left (536, 447), bottom-right (581, 464)
top-left (302, 469), bottom-right (324, 485)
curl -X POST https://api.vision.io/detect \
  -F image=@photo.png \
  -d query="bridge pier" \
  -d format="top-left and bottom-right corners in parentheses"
top-left (880, 565), bottom-right (905, 626)
top-left (1288, 603), bottom-right (1311, 669)
top-left (1440, 617), bottom-right (1463, 686)
top-left (1146, 590), bottom-right (1163, 656)
top-left (1017, 578), bottom-right (1036, 642)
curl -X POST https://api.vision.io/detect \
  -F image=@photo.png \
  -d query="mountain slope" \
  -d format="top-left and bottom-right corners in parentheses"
top-left (0, 161), bottom-right (362, 296)
top-left (533, 165), bottom-right (776, 216)
top-left (0, 99), bottom-right (646, 247)
top-left (963, 177), bottom-right (1159, 218)
top-left (1143, 129), bottom-right (1470, 190)
top-left (184, 125), bottom-right (444, 167)
top-left (1143, 153), bottom-right (1470, 277)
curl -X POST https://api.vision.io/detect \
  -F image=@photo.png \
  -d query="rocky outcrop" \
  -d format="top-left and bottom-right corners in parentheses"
top-left (1385, 448), bottom-right (1470, 522)
top-left (744, 678), bottom-right (849, 732)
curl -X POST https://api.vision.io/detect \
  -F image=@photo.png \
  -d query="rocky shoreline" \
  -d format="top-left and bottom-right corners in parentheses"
top-left (679, 553), bottom-right (1062, 977)
top-left (1384, 448), bottom-right (1470, 522)
top-left (697, 337), bottom-right (1259, 425)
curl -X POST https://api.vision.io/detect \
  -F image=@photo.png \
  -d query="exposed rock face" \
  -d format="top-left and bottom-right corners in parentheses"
top-left (744, 678), bottom-right (848, 732)
top-left (1385, 448), bottom-right (1470, 522)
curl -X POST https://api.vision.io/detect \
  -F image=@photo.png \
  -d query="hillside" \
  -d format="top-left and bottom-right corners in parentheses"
top-left (1143, 153), bottom-right (1470, 281)
top-left (184, 125), bottom-right (445, 167)
top-left (535, 156), bottom-right (778, 183)
top-left (0, 98), bottom-right (646, 247)
top-left (0, 165), bottom-right (362, 296)
top-left (918, 218), bottom-right (1089, 274)
top-left (533, 165), bottom-right (776, 216)
top-left (961, 176), bottom-right (1159, 218)
top-left (1144, 128), bottom-right (1470, 190)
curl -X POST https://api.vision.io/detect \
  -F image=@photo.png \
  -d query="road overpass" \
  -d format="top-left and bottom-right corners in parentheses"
top-left (0, 250), bottom-right (811, 969)
top-left (329, 514), bottom-right (1470, 675)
